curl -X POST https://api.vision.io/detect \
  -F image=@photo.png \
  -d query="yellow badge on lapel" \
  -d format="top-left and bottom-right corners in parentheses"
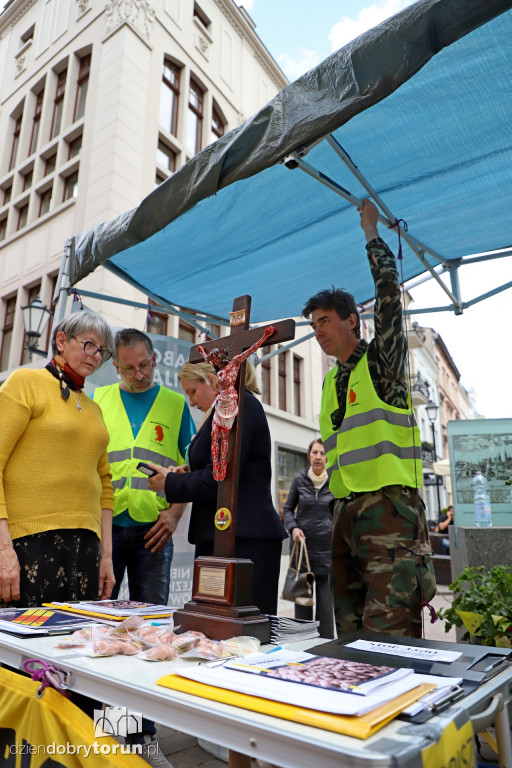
top-left (215, 507), bottom-right (231, 530)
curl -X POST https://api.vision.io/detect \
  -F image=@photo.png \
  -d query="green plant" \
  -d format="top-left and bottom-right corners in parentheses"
top-left (437, 565), bottom-right (512, 647)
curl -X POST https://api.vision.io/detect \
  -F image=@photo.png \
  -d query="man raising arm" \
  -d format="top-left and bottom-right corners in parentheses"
top-left (303, 199), bottom-right (436, 639)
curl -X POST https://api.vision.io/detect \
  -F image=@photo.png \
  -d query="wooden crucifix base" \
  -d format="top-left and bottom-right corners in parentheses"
top-left (173, 557), bottom-right (270, 643)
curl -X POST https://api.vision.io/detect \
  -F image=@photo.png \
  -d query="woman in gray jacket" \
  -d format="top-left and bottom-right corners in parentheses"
top-left (283, 439), bottom-right (335, 638)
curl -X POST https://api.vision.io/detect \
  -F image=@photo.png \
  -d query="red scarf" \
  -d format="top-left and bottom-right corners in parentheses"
top-left (53, 355), bottom-right (85, 390)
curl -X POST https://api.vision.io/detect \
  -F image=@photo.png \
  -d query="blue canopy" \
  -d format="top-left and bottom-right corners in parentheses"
top-left (70, 0), bottom-right (512, 323)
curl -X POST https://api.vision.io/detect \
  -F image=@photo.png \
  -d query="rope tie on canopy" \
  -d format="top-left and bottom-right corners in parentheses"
top-left (70, 288), bottom-right (84, 310)
top-left (391, 215), bottom-right (438, 634)
top-left (422, 600), bottom-right (439, 624)
top-left (389, 218), bottom-right (408, 261)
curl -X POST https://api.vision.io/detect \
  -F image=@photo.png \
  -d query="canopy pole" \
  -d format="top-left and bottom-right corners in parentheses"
top-left (49, 239), bottom-right (73, 334)
top-left (257, 332), bottom-right (315, 364)
top-left (459, 248), bottom-right (512, 265)
top-left (285, 152), bottom-right (462, 311)
top-left (325, 135), bottom-right (463, 310)
top-left (463, 279), bottom-right (512, 308)
top-left (448, 265), bottom-right (463, 316)
top-left (73, 287), bottom-right (228, 338)
top-left (326, 136), bottom-right (454, 268)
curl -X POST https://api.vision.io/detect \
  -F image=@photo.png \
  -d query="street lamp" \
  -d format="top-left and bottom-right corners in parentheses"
top-left (21, 295), bottom-right (52, 357)
top-left (426, 401), bottom-right (442, 517)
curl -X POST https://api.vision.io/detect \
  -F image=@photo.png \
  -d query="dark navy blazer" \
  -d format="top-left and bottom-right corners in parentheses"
top-left (164, 390), bottom-right (286, 547)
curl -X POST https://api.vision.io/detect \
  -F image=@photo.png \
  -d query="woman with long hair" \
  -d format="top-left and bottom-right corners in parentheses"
top-left (148, 358), bottom-right (286, 616)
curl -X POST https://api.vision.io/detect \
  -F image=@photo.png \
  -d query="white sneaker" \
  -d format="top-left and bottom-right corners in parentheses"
top-left (140, 741), bottom-right (174, 768)
top-left (198, 737), bottom-right (229, 762)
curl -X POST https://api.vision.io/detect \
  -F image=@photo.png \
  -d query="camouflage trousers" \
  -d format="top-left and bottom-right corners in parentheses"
top-left (331, 485), bottom-right (436, 638)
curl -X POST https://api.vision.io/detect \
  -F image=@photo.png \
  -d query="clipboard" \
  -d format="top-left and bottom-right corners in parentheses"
top-left (308, 633), bottom-right (512, 688)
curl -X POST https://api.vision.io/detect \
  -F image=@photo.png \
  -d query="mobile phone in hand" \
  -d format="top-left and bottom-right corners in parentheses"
top-left (137, 461), bottom-right (158, 477)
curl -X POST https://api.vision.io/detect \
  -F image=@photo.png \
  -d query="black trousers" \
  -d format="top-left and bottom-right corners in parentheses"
top-left (294, 574), bottom-right (336, 638)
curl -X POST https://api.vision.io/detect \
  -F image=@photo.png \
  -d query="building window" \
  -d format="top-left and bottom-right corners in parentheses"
top-left (50, 69), bottom-right (67, 139)
top-left (186, 79), bottom-right (203, 156)
top-left (74, 54), bottom-right (90, 121)
top-left (160, 59), bottom-right (180, 136)
top-left (178, 320), bottom-right (195, 344)
top-left (156, 140), bottom-right (176, 173)
top-left (261, 345), bottom-right (271, 405)
top-left (20, 25), bottom-right (34, 47)
top-left (204, 322), bottom-right (221, 341)
top-left (63, 171), bottom-right (78, 201)
top-left (0, 218), bottom-right (7, 241)
top-left (38, 187), bottom-right (52, 216)
top-left (20, 283), bottom-right (41, 365)
top-left (278, 351), bottom-right (287, 411)
top-left (155, 170), bottom-right (166, 187)
top-left (293, 355), bottom-right (302, 417)
top-left (16, 204), bottom-right (29, 230)
top-left (22, 169), bottom-right (33, 191)
top-left (44, 153), bottom-right (57, 176)
top-left (277, 447), bottom-right (307, 521)
top-left (29, 89), bottom-right (44, 155)
top-left (0, 295), bottom-right (17, 371)
top-left (3, 185), bottom-right (12, 206)
top-left (147, 301), bottom-right (168, 336)
top-left (211, 105), bottom-right (224, 144)
top-left (9, 115), bottom-right (22, 171)
top-left (194, 3), bottom-right (211, 30)
top-left (68, 134), bottom-right (82, 159)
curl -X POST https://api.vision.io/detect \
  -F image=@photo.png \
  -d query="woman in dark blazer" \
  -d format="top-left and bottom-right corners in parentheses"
top-left (148, 361), bottom-right (286, 616)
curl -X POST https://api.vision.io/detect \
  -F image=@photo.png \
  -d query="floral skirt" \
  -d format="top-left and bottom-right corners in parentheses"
top-left (9, 528), bottom-right (100, 607)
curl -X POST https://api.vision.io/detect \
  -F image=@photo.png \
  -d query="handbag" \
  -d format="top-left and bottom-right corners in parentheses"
top-left (281, 539), bottom-right (315, 606)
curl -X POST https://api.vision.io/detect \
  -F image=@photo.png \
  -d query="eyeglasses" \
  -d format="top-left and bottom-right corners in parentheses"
top-left (117, 361), bottom-right (154, 379)
top-left (72, 336), bottom-right (112, 363)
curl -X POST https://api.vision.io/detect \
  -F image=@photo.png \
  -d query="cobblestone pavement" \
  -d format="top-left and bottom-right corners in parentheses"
top-left (151, 560), bottom-right (456, 767)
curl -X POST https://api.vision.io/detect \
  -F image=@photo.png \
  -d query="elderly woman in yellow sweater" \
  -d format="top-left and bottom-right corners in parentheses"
top-left (0, 310), bottom-right (115, 606)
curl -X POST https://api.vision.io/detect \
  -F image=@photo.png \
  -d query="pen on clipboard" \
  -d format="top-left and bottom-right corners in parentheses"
top-left (419, 686), bottom-right (465, 711)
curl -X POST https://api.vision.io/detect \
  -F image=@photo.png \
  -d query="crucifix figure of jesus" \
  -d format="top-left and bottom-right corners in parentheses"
top-left (197, 324), bottom-right (275, 481)
top-left (189, 295), bottom-right (295, 559)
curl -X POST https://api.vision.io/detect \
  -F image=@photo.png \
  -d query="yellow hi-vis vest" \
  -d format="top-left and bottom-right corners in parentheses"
top-left (94, 384), bottom-right (186, 522)
top-left (319, 353), bottom-right (422, 498)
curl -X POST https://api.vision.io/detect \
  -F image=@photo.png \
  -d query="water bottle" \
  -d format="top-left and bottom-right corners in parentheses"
top-left (472, 471), bottom-right (492, 527)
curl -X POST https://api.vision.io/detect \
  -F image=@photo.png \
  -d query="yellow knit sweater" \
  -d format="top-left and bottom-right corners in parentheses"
top-left (0, 367), bottom-right (113, 540)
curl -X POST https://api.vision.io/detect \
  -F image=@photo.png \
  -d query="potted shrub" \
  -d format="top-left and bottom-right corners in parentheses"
top-left (437, 565), bottom-right (512, 647)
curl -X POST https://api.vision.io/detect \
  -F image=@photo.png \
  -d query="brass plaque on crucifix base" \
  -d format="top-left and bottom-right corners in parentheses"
top-left (174, 556), bottom-right (271, 642)
top-left (173, 294), bottom-right (295, 643)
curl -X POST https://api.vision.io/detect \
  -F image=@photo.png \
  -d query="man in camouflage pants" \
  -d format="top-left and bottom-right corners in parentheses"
top-left (303, 199), bottom-right (436, 638)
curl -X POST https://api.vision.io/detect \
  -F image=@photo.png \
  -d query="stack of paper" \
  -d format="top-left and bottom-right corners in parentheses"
top-left (266, 615), bottom-right (320, 643)
top-left (157, 649), bottom-right (442, 738)
top-left (42, 599), bottom-right (176, 621)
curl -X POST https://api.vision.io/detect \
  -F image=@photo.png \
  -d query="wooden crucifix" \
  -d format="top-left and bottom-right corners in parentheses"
top-left (173, 295), bottom-right (295, 641)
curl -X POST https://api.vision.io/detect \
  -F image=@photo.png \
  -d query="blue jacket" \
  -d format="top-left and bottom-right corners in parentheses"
top-left (164, 390), bottom-right (286, 546)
